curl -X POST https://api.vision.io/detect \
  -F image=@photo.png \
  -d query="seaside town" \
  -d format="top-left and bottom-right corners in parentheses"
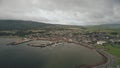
top-left (1, 0), bottom-right (120, 68)
top-left (7, 29), bottom-right (120, 68)
top-left (14, 29), bottom-right (120, 47)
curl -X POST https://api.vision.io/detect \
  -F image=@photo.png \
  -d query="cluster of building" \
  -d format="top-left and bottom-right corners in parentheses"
top-left (24, 30), bottom-right (120, 46)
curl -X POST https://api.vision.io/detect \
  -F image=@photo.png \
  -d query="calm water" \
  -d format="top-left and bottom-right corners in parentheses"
top-left (0, 38), bottom-right (104, 68)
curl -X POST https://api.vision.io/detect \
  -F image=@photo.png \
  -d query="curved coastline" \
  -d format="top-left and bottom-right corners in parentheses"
top-left (6, 37), bottom-right (114, 68)
top-left (27, 40), bottom-right (114, 68)
top-left (73, 42), bottom-right (115, 68)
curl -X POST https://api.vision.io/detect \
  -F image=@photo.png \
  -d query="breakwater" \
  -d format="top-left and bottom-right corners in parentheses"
top-left (7, 39), bottom-right (32, 45)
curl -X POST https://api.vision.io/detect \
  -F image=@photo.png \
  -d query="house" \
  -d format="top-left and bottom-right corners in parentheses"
top-left (97, 41), bottom-right (106, 45)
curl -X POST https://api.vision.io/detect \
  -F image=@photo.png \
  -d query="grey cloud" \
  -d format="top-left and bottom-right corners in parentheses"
top-left (0, 0), bottom-right (120, 25)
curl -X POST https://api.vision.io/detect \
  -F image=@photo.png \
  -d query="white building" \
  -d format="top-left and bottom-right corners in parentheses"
top-left (97, 41), bottom-right (106, 45)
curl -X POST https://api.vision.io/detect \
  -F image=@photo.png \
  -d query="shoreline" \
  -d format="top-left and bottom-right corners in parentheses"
top-left (93, 49), bottom-right (115, 68)
top-left (27, 40), bottom-right (111, 68)
top-left (71, 41), bottom-right (115, 68)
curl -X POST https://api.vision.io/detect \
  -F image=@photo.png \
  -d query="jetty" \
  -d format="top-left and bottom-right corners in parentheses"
top-left (7, 39), bottom-right (32, 45)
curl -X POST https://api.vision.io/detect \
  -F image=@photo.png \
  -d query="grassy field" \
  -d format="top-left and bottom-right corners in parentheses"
top-left (86, 27), bottom-right (120, 35)
top-left (104, 45), bottom-right (120, 66)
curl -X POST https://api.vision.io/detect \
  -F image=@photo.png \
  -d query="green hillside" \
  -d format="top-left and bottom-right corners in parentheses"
top-left (0, 20), bottom-right (85, 30)
top-left (0, 20), bottom-right (52, 30)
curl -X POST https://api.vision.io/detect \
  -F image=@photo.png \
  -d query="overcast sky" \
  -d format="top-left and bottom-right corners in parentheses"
top-left (0, 0), bottom-right (120, 25)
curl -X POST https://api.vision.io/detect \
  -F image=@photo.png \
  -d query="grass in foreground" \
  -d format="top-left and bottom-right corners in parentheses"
top-left (104, 45), bottom-right (120, 66)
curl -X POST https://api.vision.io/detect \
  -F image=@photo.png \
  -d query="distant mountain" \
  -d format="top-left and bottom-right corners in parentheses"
top-left (0, 20), bottom-right (53, 30)
top-left (86, 24), bottom-right (120, 29)
top-left (98, 24), bottom-right (120, 29)
top-left (0, 20), bottom-right (84, 30)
